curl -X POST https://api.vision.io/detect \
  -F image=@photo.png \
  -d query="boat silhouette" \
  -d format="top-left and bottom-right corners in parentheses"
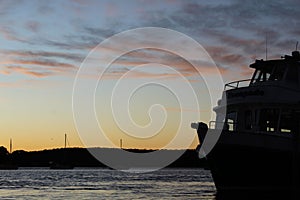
top-left (193, 50), bottom-right (300, 196)
top-left (50, 134), bottom-right (73, 169)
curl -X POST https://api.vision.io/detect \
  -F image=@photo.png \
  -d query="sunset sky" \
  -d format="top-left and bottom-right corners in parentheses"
top-left (0, 0), bottom-right (299, 151)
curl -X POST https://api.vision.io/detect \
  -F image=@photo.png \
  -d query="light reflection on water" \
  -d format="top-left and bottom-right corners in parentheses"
top-left (0, 168), bottom-right (215, 199)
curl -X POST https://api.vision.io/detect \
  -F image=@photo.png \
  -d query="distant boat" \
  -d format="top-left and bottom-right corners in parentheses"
top-left (50, 134), bottom-right (73, 169)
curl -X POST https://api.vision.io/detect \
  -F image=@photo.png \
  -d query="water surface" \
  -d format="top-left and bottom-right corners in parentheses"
top-left (0, 168), bottom-right (215, 199)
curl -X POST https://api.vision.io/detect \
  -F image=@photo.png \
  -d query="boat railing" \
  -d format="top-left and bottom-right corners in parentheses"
top-left (224, 79), bottom-right (251, 91)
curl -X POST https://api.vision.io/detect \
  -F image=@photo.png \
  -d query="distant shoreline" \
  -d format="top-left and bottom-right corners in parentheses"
top-left (3, 147), bottom-right (208, 168)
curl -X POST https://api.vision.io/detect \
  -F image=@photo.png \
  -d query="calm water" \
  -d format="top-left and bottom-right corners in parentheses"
top-left (0, 168), bottom-right (216, 199)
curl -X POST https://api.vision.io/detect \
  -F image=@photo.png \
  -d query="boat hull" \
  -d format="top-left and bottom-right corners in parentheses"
top-left (200, 130), bottom-right (300, 193)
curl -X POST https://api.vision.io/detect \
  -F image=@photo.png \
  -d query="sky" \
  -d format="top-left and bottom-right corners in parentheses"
top-left (0, 0), bottom-right (299, 151)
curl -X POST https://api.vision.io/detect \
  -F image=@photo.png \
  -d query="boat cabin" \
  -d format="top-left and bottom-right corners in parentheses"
top-left (250, 51), bottom-right (300, 86)
top-left (213, 51), bottom-right (300, 135)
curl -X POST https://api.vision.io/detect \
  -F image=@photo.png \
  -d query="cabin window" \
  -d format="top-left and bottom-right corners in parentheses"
top-left (251, 64), bottom-right (286, 84)
top-left (252, 69), bottom-right (271, 83)
top-left (252, 69), bottom-right (262, 83)
top-left (259, 109), bottom-right (279, 132)
top-left (245, 110), bottom-right (252, 130)
top-left (279, 110), bottom-right (293, 133)
top-left (226, 111), bottom-right (237, 131)
top-left (269, 65), bottom-right (285, 81)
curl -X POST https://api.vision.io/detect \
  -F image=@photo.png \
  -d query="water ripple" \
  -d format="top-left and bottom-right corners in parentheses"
top-left (0, 168), bottom-right (215, 199)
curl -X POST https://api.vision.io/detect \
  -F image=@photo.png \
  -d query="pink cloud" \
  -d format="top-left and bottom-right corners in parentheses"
top-left (5, 65), bottom-right (52, 78)
top-left (12, 59), bottom-right (76, 68)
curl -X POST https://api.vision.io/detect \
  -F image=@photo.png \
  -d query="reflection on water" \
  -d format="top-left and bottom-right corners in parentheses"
top-left (0, 168), bottom-right (215, 199)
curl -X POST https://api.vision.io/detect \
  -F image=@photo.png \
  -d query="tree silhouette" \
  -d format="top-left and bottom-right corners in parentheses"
top-left (0, 146), bottom-right (9, 163)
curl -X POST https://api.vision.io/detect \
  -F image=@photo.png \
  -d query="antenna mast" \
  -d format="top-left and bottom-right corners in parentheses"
top-left (265, 33), bottom-right (268, 60)
top-left (9, 138), bottom-right (12, 154)
top-left (296, 41), bottom-right (299, 51)
top-left (64, 134), bottom-right (67, 149)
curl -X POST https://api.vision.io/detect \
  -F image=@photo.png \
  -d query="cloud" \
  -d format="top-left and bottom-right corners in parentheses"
top-left (0, 54), bottom-right (78, 78)
top-left (4, 65), bottom-right (52, 78)
top-left (205, 45), bottom-right (247, 67)
top-left (8, 58), bottom-right (76, 69)
top-left (38, 33), bottom-right (107, 50)
top-left (1, 50), bottom-right (84, 62)
top-left (99, 70), bottom-right (191, 80)
top-left (135, 0), bottom-right (299, 76)
top-left (84, 26), bottom-right (117, 39)
top-left (0, 26), bottom-right (25, 42)
top-left (41, 38), bottom-right (88, 50)
top-left (0, 0), bottom-right (298, 81)
top-left (92, 48), bottom-right (227, 81)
